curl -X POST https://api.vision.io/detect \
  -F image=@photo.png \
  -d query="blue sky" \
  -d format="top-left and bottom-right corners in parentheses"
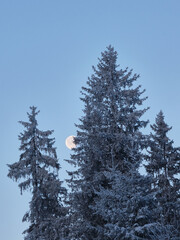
top-left (1, 1), bottom-right (180, 239)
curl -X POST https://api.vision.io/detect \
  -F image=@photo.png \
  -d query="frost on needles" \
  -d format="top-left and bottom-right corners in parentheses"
top-left (7, 106), bottom-right (67, 240)
top-left (7, 47), bottom-right (180, 240)
top-left (66, 46), bottom-right (180, 240)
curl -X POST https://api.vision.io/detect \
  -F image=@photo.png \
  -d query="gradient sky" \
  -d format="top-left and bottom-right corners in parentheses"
top-left (1, 1), bottom-right (180, 239)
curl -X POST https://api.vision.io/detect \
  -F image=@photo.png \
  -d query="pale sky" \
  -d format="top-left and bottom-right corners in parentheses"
top-left (1, 1), bottom-right (180, 239)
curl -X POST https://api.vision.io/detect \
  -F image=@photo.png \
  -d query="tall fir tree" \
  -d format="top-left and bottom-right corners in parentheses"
top-left (67, 46), bottom-right (150, 239)
top-left (145, 111), bottom-right (180, 238)
top-left (8, 106), bottom-right (67, 240)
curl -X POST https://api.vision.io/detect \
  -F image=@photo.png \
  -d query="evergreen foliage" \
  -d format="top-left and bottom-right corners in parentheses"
top-left (7, 47), bottom-right (180, 240)
top-left (7, 106), bottom-right (67, 240)
top-left (67, 46), bottom-right (151, 239)
top-left (145, 111), bottom-right (180, 238)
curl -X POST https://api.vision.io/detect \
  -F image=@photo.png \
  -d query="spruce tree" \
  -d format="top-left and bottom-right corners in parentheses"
top-left (145, 111), bottom-right (180, 238)
top-left (67, 46), bottom-right (150, 239)
top-left (7, 106), bottom-right (67, 240)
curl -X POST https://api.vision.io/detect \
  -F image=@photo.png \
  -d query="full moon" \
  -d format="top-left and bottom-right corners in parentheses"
top-left (65, 136), bottom-right (76, 149)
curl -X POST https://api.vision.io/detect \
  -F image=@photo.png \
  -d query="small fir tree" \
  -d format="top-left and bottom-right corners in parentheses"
top-left (145, 111), bottom-right (180, 238)
top-left (7, 106), bottom-right (67, 240)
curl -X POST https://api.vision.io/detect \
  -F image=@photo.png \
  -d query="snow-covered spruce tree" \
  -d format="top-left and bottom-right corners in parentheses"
top-left (145, 111), bottom-right (180, 238)
top-left (67, 46), bottom-right (151, 239)
top-left (7, 106), bottom-right (67, 240)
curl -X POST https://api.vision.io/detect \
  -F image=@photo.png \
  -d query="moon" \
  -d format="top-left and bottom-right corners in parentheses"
top-left (65, 136), bottom-right (76, 149)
